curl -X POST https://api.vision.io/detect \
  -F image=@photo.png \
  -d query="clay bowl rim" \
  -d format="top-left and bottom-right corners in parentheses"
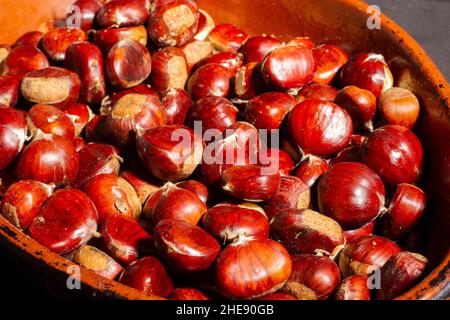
top-left (0, 0), bottom-right (449, 300)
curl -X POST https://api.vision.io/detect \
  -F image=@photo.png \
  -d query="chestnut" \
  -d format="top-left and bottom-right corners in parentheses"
top-left (120, 167), bottom-right (162, 204)
top-left (16, 135), bottom-right (79, 187)
top-left (340, 52), bottom-right (393, 98)
top-left (294, 155), bottom-right (329, 188)
top-left (339, 235), bottom-right (401, 277)
top-left (202, 203), bottom-right (270, 244)
top-left (317, 162), bottom-right (386, 229)
top-left (270, 209), bottom-right (345, 256)
top-left (188, 96), bottom-right (238, 133)
top-left (3, 45), bottom-right (50, 78)
top-left (119, 256), bottom-right (174, 298)
top-left (382, 184), bottom-right (427, 239)
top-left (343, 221), bottom-right (375, 243)
top-left (186, 63), bottom-right (232, 101)
top-left (194, 9), bottom-right (215, 41)
top-left (153, 219), bottom-right (220, 272)
top-left (181, 40), bottom-right (213, 70)
top-left (207, 23), bottom-right (248, 53)
top-left (136, 125), bottom-right (203, 181)
top-left (40, 27), bottom-right (87, 62)
top-left (334, 275), bottom-right (370, 300)
top-left (101, 215), bottom-right (154, 265)
top-left (261, 45), bottom-right (315, 92)
top-left (0, 108), bottom-right (28, 170)
top-left (13, 31), bottom-right (44, 48)
top-left (259, 148), bottom-right (295, 176)
top-left (282, 254), bottom-right (340, 300)
top-left (27, 189), bottom-right (98, 254)
top-left (170, 288), bottom-right (210, 300)
top-left (297, 83), bottom-right (339, 102)
top-left (378, 87), bottom-right (420, 129)
top-left (330, 145), bottom-right (362, 165)
top-left (73, 245), bottom-right (123, 280)
top-left (193, 51), bottom-right (243, 77)
top-left (312, 44), bottom-right (349, 84)
top-left (333, 86), bottom-right (377, 131)
top-left (176, 180), bottom-right (209, 205)
top-left (20, 67), bottom-right (81, 106)
top-left (361, 125), bottom-right (423, 185)
top-left (239, 35), bottom-right (282, 64)
top-left (1, 180), bottom-right (53, 230)
top-left (84, 173), bottom-right (141, 223)
top-left (67, 0), bottom-right (103, 32)
top-left (65, 42), bottom-right (106, 105)
top-left (262, 176), bottom-right (310, 220)
top-left (101, 84), bottom-right (160, 115)
top-left (92, 26), bottom-right (148, 53)
top-left (221, 164), bottom-right (281, 202)
top-left (60, 102), bottom-right (94, 136)
top-left (150, 47), bottom-right (189, 93)
top-left (85, 114), bottom-right (108, 143)
top-left (245, 92), bottom-right (297, 130)
top-left (148, 0), bottom-right (200, 47)
top-left (215, 238), bottom-right (292, 299)
top-left (105, 39), bottom-right (152, 89)
top-left (0, 75), bottom-right (20, 107)
top-left (234, 62), bottom-right (267, 100)
top-left (161, 88), bottom-right (193, 125)
top-left (71, 143), bottom-right (122, 189)
top-left (288, 100), bottom-right (353, 157)
top-left (27, 104), bottom-right (76, 141)
top-left (96, 0), bottom-right (149, 29)
top-left (376, 252), bottom-right (428, 300)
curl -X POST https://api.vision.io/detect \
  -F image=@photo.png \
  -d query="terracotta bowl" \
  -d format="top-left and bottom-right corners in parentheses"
top-left (0, 0), bottom-right (448, 300)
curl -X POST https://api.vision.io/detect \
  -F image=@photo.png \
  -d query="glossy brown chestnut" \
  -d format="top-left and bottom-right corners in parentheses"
top-left (71, 143), bottom-right (122, 189)
top-left (378, 87), bottom-right (420, 129)
top-left (382, 184), bottom-right (427, 239)
top-left (207, 23), bottom-right (248, 53)
top-left (270, 209), bottom-right (345, 256)
top-left (239, 35), bottom-right (281, 64)
top-left (161, 88), bottom-right (193, 125)
top-left (12, 31), bottom-right (44, 48)
top-left (40, 27), bottom-right (87, 62)
top-left (334, 275), bottom-right (370, 300)
top-left (119, 256), bottom-right (174, 298)
top-left (294, 155), bottom-right (329, 188)
top-left (0, 75), bottom-right (20, 107)
top-left (136, 125), bottom-right (203, 181)
top-left (334, 86), bottom-right (377, 131)
top-left (66, 0), bottom-right (103, 31)
top-left (261, 45), bottom-right (315, 92)
top-left (73, 245), bottom-right (123, 281)
top-left (317, 162), bottom-right (385, 229)
top-left (340, 52), bottom-right (393, 98)
top-left (120, 167), bottom-right (161, 205)
top-left (215, 238), bottom-right (292, 299)
top-left (148, 0), bottom-right (200, 47)
top-left (282, 254), bottom-right (340, 300)
top-left (65, 42), bottom-right (106, 105)
top-left (258, 148), bottom-right (295, 176)
top-left (188, 96), bottom-right (238, 132)
top-left (105, 39), bottom-right (152, 89)
top-left (202, 203), bottom-right (269, 243)
top-left (194, 9), bottom-right (215, 41)
top-left (376, 252), bottom-right (428, 300)
top-left (16, 135), bottom-right (79, 187)
top-left (153, 219), bottom-right (220, 272)
top-left (60, 102), bottom-right (94, 136)
top-left (181, 40), bottom-right (213, 70)
top-left (3, 45), bottom-right (50, 78)
top-left (288, 100), bottom-right (353, 157)
top-left (101, 215), bottom-right (154, 265)
top-left (186, 63), bottom-right (231, 101)
top-left (234, 62), bottom-right (267, 100)
top-left (1, 180), bottom-right (53, 230)
top-left (312, 44), bottom-right (349, 84)
top-left (20, 67), bottom-right (81, 106)
top-left (92, 26), bottom-right (148, 53)
top-left (339, 235), bottom-right (401, 277)
top-left (245, 92), bottom-right (297, 130)
top-left (176, 180), bottom-right (209, 205)
top-left (262, 176), bottom-right (310, 220)
top-left (297, 83), bottom-right (339, 102)
top-left (27, 189), bottom-right (98, 254)
top-left (96, 0), bottom-right (149, 29)
top-left (85, 114), bottom-right (108, 143)
top-left (0, 108), bottom-right (28, 170)
top-left (150, 47), bottom-right (189, 93)
top-left (330, 145), bottom-right (362, 165)
top-left (193, 51), bottom-right (243, 77)
top-left (221, 164), bottom-right (281, 202)
top-left (361, 125), bottom-right (423, 185)
top-left (170, 288), bottom-right (210, 300)
top-left (343, 221), bottom-right (375, 243)
top-left (27, 104), bottom-right (76, 141)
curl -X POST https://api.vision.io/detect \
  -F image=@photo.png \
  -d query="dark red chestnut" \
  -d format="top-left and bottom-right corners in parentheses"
top-left (193, 51), bottom-right (243, 77)
top-left (150, 47), bottom-right (189, 93)
top-left (258, 148), bottom-right (295, 176)
top-left (215, 238), bottom-right (292, 299)
top-left (40, 27), bottom-right (87, 62)
top-left (96, 0), bottom-right (149, 29)
top-left (73, 245), bottom-right (123, 280)
top-left (282, 254), bottom-right (340, 300)
top-left (176, 180), bottom-right (209, 205)
top-left (288, 100), bottom-right (353, 157)
top-left (207, 23), bottom-right (248, 53)
top-left (85, 114), bottom-right (108, 143)
top-left (343, 221), bottom-right (375, 243)
top-left (161, 88), bottom-right (193, 125)
top-left (66, 0), bottom-right (103, 32)
top-left (16, 135), bottom-right (79, 187)
top-left (340, 52), bottom-right (393, 98)
top-left (1, 180), bottom-right (53, 230)
top-left (92, 26), bottom-right (148, 53)
top-left (312, 44), bottom-right (349, 84)
top-left (378, 87), bottom-right (420, 129)
top-left (119, 256), bottom-right (174, 297)
top-left (188, 96), bottom-right (238, 132)
top-left (318, 162), bottom-right (386, 229)
top-left (361, 125), bottom-right (423, 185)
top-left (0, 108), bottom-right (28, 170)
top-left (153, 219), bottom-right (220, 272)
top-left (186, 63), bottom-right (231, 101)
top-left (60, 102), bottom-right (94, 136)
top-left (0, 75), bottom-right (20, 107)
top-left (27, 104), bottom-right (76, 141)
top-left (13, 31), bottom-right (44, 48)
top-left (3, 45), bottom-right (50, 78)
top-left (339, 235), bottom-right (401, 277)
top-left (297, 83), bottom-right (339, 102)
top-left (120, 167), bottom-right (161, 204)
top-left (234, 62), bottom-right (267, 100)
top-left (330, 144), bottom-right (362, 165)
top-left (27, 189), bottom-right (98, 254)
top-left (334, 275), bottom-right (370, 300)
top-left (137, 125), bottom-right (203, 181)
top-left (239, 35), bottom-right (281, 64)
top-left (170, 288), bottom-right (210, 300)
top-left (181, 40), bottom-right (213, 70)
top-left (294, 155), bottom-right (329, 188)
top-left (261, 45), bottom-right (315, 92)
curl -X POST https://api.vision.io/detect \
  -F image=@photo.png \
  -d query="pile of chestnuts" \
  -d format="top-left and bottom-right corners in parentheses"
top-left (0, 0), bottom-right (430, 300)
